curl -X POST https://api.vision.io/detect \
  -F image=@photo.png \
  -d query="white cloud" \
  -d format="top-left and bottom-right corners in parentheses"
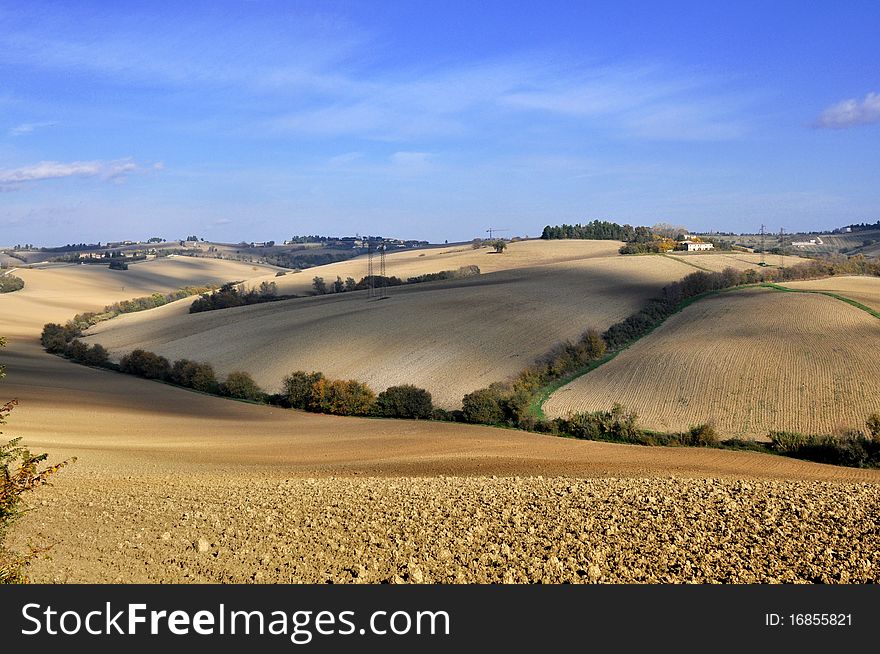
top-left (8, 121), bottom-right (57, 136)
top-left (0, 158), bottom-right (145, 189)
top-left (814, 92), bottom-right (880, 129)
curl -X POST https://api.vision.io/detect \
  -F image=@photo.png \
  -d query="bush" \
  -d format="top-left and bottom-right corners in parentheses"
top-left (867, 413), bottom-right (880, 442)
top-left (220, 371), bottom-right (264, 401)
top-left (682, 422), bottom-right (720, 447)
top-left (65, 339), bottom-right (90, 362)
top-left (282, 371), bottom-right (325, 409)
top-left (461, 387), bottom-right (504, 424)
top-left (169, 359), bottom-right (217, 392)
top-left (0, 275), bottom-right (24, 293)
top-left (2, 342), bottom-right (75, 582)
top-left (770, 430), bottom-right (880, 468)
top-left (310, 378), bottom-right (375, 416)
top-left (555, 404), bottom-right (641, 442)
top-left (120, 349), bottom-right (171, 380)
top-left (374, 385), bottom-right (433, 419)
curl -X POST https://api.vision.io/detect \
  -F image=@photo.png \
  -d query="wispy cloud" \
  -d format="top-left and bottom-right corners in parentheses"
top-left (0, 158), bottom-right (153, 190)
top-left (814, 92), bottom-right (880, 129)
top-left (8, 121), bottom-right (57, 136)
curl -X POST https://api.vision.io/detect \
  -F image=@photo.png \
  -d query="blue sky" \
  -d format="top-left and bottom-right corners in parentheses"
top-left (1, 0), bottom-right (878, 245)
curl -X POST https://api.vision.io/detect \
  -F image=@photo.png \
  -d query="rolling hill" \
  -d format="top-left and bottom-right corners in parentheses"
top-left (544, 287), bottom-right (880, 437)
top-left (83, 248), bottom-right (690, 408)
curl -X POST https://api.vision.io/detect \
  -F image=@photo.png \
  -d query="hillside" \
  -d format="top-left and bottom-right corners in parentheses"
top-left (83, 252), bottom-right (689, 408)
top-left (780, 275), bottom-right (880, 313)
top-left (0, 257), bottom-right (281, 339)
top-left (664, 252), bottom-right (803, 272)
top-left (544, 287), bottom-right (880, 437)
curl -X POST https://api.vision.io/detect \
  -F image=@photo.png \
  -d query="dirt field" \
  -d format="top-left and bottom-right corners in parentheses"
top-left (545, 287), bottom-right (880, 437)
top-left (255, 238), bottom-right (624, 295)
top-left (4, 252), bottom-right (880, 584)
top-left (14, 473), bottom-right (879, 583)
top-left (780, 275), bottom-right (880, 313)
top-left (82, 255), bottom-right (690, 408)
top-left (664, 252), bottom-right (801, 272)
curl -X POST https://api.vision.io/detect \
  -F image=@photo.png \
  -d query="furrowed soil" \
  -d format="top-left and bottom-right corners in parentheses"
top-left (14, 474), bottom-right (879, 583)
top-left (545, 287), bottom-right (880, 436)
top-left (82, 248), bottom-right (691, 408)
top-left (780, 275), bottom-right (880, 313)
top-left (4, 251), bottom-right (880, 584)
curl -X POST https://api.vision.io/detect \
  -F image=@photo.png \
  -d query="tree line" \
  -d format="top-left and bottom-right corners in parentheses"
top-left (311, 266), bottom-right (480, 296)
top-left (189, 281), bottom-right (291, 313)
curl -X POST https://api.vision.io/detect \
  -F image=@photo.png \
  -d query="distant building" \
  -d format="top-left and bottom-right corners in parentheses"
top-left (681, 241), bottom-right (714, 251)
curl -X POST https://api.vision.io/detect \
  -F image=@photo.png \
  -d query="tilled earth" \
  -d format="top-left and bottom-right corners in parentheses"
top-left (15, 475), bottom-right (880, 584)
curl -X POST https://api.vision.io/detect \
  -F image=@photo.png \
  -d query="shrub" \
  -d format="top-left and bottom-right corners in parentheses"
top-left (2, 343), bottom-right (75, 582)
top-left (0, 275), bottom-right (24, 293)
top-left (282, 371), bottom-right (325, 409)
top-left (220, 371), bottom-right (264, 401)
top-left (310, 378), bottom-right (375, 416)
top-left (682, 422), bottom-right (720, 447)
top-left (168, 359), bottom-right (218, 392)
top-left (770, 430), bottom-right (880, 468)
top-left (83, 343), bottom-right (109, 367)
top-left (65, 339), bottom-right (90, 362)
top-left (867, 413), bottom-right (880, 442)
top-left (119, 349), bottom-right (171, 380)
top-left (374, 385), bottom-right (433, 419)
top-left (555, 404), bottom-right (641, 442)
top-left (461, 387), bottom-right (504, 424)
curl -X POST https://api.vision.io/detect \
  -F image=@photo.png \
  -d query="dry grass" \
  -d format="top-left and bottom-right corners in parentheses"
top-left (83, 255), bottom-right (689, 408)
top-left (545, 288), bottom-right (880, 437)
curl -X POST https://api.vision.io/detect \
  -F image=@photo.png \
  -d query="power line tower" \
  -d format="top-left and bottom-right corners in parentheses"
top-left (779, 227), bottom-right (785, 270)
top-left (366, 237), bottom-right (375, 299)
top-left (486, 227), bottom-right (509, 240)
top-left (379, 239), bottom-right (387, 299)
top-left (759, 224), bottom-right (766, 266)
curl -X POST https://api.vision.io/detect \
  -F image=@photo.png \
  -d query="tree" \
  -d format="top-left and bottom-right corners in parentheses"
top-left (344, 277), bottom-right (357, 291)
top-left (374, 385), bottom-right (433, 419)
top-left (311, 379), bottom-right (375, 416)
top-left (312, 276), bottom-right (328, 295)
top-left (220, 371), bottom-right (263, 401)
top-left (333, 276), bottom-right (345, 293)
top-left (461, 387), bottom-right (503, 424)
top-left (120, 349), bottom-right (171, 380)
top-left (283, 371), bottom-right (324, 409)
top-left (492, 240), bottom-right (507, 253)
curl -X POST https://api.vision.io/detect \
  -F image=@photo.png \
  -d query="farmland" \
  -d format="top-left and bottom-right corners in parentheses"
top-left (780, 275), bottom-right (880, 313)
top-left (544, 287), bottom-right (880, 437)
top-left (4, 247), bottom-right (880, 585)
top-left (82, 243), bottom-right (688, 407)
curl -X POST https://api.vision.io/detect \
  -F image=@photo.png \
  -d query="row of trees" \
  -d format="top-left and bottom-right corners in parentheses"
top-left (0, 275), bottom-right (24, 293)
top-left (312, 266), bottom-right (481, 296)
top-left (67, 285), bottom-right (217, 332)
top-left (189, 281), bottom-right (285, 313)
top-left (541, 221), bottom-right (653, 242)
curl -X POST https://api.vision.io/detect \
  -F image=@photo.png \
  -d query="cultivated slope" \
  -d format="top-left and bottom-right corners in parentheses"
top-left (250, 238), bottom-right (624, 295)
top-left (780, 275), bottom-right (880, 313)
top-left (544, 288), bottom-right (880, 437)
top-left (1, 257), bottom-right (280, 339)
top-left (84, 255), bottom-right (690, 408)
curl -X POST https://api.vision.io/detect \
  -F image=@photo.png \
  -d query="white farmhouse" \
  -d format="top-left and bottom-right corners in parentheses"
top-left (681, 241), bottom-right (714, 251)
